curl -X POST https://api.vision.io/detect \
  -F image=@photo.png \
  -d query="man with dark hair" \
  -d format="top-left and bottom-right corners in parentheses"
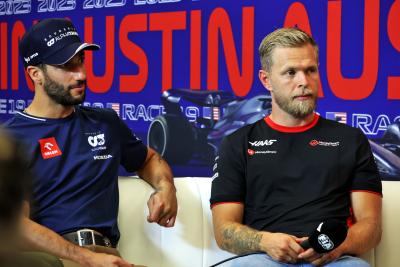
top-left (5, 18), bottom-right (177, 267)
top-left (210, 28), bottom-right (382, 267)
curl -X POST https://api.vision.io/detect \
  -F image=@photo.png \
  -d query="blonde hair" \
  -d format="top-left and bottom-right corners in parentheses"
top-left (259, 27), bottom-right (319, 71)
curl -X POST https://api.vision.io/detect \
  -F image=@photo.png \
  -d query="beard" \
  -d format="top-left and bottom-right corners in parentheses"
top-left (273, 87), bottom-right (317, 119)
top-left (43, 72), bottom-right (86, 106)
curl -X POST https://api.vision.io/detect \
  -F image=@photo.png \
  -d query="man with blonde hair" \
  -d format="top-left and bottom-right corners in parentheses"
top-left (210, 28), bottom-right (382, 266)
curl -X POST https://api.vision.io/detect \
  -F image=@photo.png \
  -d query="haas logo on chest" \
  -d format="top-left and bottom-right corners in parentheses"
top-left (88, 134), bottom-right (105, 147)
top-left (249, 139), bottom-right (277, 146)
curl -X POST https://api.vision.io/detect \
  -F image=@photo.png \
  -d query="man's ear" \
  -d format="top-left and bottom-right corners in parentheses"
top-left (26, 66), bottom-right (44, 86)
top-left (258, 69), bottom-right (273, 93)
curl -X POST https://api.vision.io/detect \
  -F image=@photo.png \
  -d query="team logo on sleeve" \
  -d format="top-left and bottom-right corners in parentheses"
top-left (212, 156), bottom-right (219, 180)
top-left (38, 137), bottom-right (62, 159)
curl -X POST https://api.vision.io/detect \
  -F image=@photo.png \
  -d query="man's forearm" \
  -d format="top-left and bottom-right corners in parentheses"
top-left (217, 221), bottom-right (263, 255)
top-left (340, 219), bottom-right (382, 256)
top-left (21, 217), bottom-right (94, 265)
top-left (138, 151), bottom-right (174, 191)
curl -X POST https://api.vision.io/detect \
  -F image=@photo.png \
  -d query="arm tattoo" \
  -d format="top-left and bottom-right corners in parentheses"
top-left (221, 225), bottom-right (262, 254)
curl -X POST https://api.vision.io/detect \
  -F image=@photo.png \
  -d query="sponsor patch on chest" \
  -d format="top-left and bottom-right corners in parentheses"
top-left (38, 137), bottom-right (62, 159)
top-left (248, 139), bottom-right (278, 156)
top-left (309, 140), bottom-right (340, 147)
top-left (85, 132), bottom-right (107, 151)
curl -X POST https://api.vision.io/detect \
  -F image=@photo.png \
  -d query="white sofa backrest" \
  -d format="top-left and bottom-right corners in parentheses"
top-left (118, 177), bottom-right (234, 267)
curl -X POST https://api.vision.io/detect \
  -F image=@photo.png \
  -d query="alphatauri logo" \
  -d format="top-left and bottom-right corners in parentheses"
top-left (46, 28), bottom-right (78, 47)
top-left (249, 139), bottom-right (277, 146)
top-left (88, 134), bottom-right (105, 147)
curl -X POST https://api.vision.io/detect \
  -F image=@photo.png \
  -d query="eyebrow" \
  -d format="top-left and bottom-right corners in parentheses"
top-left (279, 64), bottom-right (317, 74)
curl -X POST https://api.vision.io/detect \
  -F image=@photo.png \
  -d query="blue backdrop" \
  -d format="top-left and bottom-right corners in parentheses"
top-left (1, 0), bottom-right (399, 177)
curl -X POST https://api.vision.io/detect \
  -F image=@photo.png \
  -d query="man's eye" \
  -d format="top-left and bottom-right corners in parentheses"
top-left (308, 67), bottom-right (318, 74)
top-left (286, 70), bottom-right (296, 76)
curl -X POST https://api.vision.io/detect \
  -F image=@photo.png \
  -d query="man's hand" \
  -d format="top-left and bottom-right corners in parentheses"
top-left (137, 148), bottom-right (177, 227)
top-left (297, 236), bottom-right (343, 266)
top-left (260, 232), bottom-right (304, 263)
top-left (147, 183), bottom-right (177, 227)
top-left (298, 247), bottom-right (342, 266)
top-left (79, 252), bottom-right (133, 267)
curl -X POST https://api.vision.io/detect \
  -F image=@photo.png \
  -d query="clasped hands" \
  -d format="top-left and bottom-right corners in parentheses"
top-left (262, 232), bottom-right (342, 266)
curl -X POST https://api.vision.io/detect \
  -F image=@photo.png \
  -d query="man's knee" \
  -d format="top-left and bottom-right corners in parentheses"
top-left (17, 252), bottom-right (64, 267)
top-left (326, 255), bottom-right (371, 267)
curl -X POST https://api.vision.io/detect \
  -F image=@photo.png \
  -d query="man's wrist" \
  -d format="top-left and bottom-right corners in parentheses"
top-left (155, 178), bottom-right (176, 193)
top-left (70, 245), bottom-right (95, 266)
top-left (259, 231), bottom-right (271, 252)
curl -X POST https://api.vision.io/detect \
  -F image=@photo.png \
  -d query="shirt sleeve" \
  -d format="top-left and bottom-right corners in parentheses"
top-left (210, 134), bottom-right (246, 207)
top-left (350, 129), bottom-right (382, 195)
top-left (117, 116), bottom-right (148, 173)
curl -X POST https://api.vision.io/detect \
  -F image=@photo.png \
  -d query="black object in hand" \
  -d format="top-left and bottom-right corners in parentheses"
top-left (300, 220), bottom-right (348, 253)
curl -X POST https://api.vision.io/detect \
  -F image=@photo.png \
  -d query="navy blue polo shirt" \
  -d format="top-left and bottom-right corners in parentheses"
top-left (5, 106), bottom-right (147, 246)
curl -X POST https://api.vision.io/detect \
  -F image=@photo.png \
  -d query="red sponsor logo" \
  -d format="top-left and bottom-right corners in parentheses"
top-left (38, 137), bottom-right (62, 159)
top-left (247, 149), bottom-right (255, 156)
top-left (309, 140), bottom-right (319, 146)
top-left (309, 139), bottom-right (340, 147)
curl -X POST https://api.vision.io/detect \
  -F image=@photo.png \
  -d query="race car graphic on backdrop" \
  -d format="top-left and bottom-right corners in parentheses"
top-left (147, 89), bottom-right (400, 180)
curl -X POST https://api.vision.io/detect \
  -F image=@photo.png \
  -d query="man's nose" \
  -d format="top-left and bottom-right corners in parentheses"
top-left (73, 64), bottom-right (86, 80)
top-left (296, 71), bottom-right (309, 87)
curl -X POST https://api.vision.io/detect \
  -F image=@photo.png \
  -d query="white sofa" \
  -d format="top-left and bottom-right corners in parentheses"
top-left (117, 178), bottom-right (399, 267)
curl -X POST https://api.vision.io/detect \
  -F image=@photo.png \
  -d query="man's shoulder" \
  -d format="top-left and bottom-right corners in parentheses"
top-left (77, 106), bottom-right (119, 121)
top-left (226, 118), bottom-right (265, 140)
top-left (318, 116), bottom-right (361, 135)
top-left (2, 112), bottom-right (36, 129)
top-left (230, 118), bottom-right (265, 136)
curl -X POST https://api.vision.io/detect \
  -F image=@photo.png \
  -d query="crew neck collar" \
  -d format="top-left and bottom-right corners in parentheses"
top-left (264, 113), bottom-right (320, 133)
top-left (19, 107), bottom-right (77, 123)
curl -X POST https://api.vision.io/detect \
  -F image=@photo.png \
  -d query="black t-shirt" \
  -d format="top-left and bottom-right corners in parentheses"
top-left (210, 114), bottom-right (381, 237)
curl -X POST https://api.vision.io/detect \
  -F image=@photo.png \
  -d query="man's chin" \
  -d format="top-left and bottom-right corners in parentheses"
top-left (288, 105), bottom-right (315, 119)
top-left (70, 94), bottom-right (85, 105)
top-left (56, 97), bottom-right (85, 107)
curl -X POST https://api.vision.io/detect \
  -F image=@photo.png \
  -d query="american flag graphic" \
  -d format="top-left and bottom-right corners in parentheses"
top-left (325, 112), bottom-right (347, 124)
top-left (203, 107), bottom-right (220, 120)
top-left (107, 103), bottom-right (120, 116)
top-left (212, 107), bottom-right (220, 120)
